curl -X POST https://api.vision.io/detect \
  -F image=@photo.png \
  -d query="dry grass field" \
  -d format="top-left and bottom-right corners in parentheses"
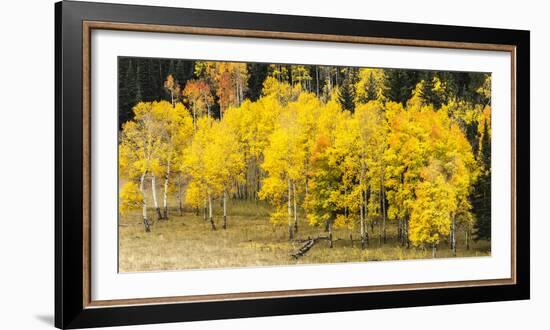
top-left (118, 199), bottom-right (491, 272)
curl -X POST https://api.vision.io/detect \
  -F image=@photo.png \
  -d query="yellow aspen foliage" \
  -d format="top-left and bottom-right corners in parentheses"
top-left (305, 102), bottom-right (348, 228)
top-left (385, 103), bottom-right (478, 248)
top-left (184, 117), bottom-right (218, 201)
top-left (259, 103), bottom-right (305, 224)
top-left (409, 173), bottom-right (455, 246)
top-left (119, 101), bottom-right (193, 223)
top-left (262, 76), bottom-right (302, 105)
top-left (119, 181), bottom-right (143, 216)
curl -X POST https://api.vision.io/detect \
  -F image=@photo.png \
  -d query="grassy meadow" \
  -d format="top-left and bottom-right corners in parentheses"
top-left (119, 199), bottom-right (490, 272)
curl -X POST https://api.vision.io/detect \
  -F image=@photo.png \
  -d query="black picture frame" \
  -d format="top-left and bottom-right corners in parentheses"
top-left (55, 1), bottom-right (530, 328)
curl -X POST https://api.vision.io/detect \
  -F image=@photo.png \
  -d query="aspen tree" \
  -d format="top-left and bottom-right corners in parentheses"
top-left (118, 102), bottom-right (165, 231)
top-left (153, 102), bottom-right (193, 219)
top-left (182, 79), bottom-right (213, 128)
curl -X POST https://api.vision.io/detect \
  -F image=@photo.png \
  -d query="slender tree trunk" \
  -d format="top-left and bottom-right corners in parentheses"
top-left (381, 174), bottom-right (387, 243)
top-left (367, 186), bottom-right (374, 234)
top-left (139, 172), bottom-right (151, 232)
top-left (398, 219), bottom-right (402, 244)
top-left (382, 186), bottom-right (387, 244)
top-left (405, 216), bottom-right (410, 248)
top-left (360, 161), bottom-right (366, 249)
top-left (192, 105), bottom-right (197, 131)
top-left (151, 175), bottom-right (162, 220)
top-left (303, 163), bottom-right (309, 218)
top-left (287, 178), bottom-right (293, 240)
top-left (466, 229), bottom-right (470, 250)
top-left (315, 66), bottom-right (319, 96)
top-left (203, 197), bottom-right (207, 221)
top-left (328, 219), bottom-right (333, 248)
top-left (378, 186), bottom-right (382, 245)
top-left (343, 186), bottom-right (348, 218)
top-left (162, 164), bottom-right (170, 220)
top-left (178, 180), bottom-right (183, 216)
top-left (305, 176), bottom-right (309, 199)
top-left (432, 243), bottom-right (436, 258)
top-left (208, 194), bottom-right (216, 230)
top-left (293, 181), bottom-right (298, 233)
top-left (350, 233), bottom-right (353, 247)
top-left (360, 189), bottom-right (365, 249)
top-left (402, 220), bottom-right (406, 245)
top-left (364, 187), bottom-right (369, 246)
top-left (223, 190), bottom-right (227, 229)
top-left (451, 214), bottom-right (456, 255)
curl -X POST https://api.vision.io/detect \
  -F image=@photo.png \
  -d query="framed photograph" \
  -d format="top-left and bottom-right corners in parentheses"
top-left (55, 1), bottom-right (530, 328)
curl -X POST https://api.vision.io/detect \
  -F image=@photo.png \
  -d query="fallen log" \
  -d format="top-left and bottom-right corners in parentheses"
top-left (291, 236), bottom-right (329, 259)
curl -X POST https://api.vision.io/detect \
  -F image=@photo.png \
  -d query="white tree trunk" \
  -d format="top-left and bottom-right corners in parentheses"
top-left (208, 193), bottom-right (216, 230)
top-left (365, 184), bottom-right (369, 231)
top-left (293, 181), bottom-right (298, 233)
top-left (139, 172), bottom-right (150, 231)
top-left (381, 175), bottom-right (387, 243)
top-left (151, 175), bottom-right (162, 220)
top-left (315, 67), bottom-right (319, 96)
top-left (287, 178), bottom-right (293, 240)
top-left (177, 177), bottom-right (183, 216)
top-left (203, 197), bottom-right (207, 221)
top-left (223, 190), bottom-right (227, 229)
top-left (140, 173), bottom-right (147, 219)
top-left (451, 214), bottom-right (456, 255)
top-left (360, 189), bottom-right (365, 249)
top-left (163, 163), bottom-right (170, 219)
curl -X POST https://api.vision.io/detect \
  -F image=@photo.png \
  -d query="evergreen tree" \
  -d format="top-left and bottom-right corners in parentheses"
top-left (175, 59), bottom-right (195, 89)
top-left (119, 59), bottom-right (137, 126)
top-left (167, 59), bottom-right (175, 77)
top-left (118, 58), bottom-right (130, 126)
top-left (147, 58), bottom-right (160, 100)
top-left (134, 58), bottom-right (155, 102)
top-left (384, 69), bottom-right (420, 105)
top-left (365, 72), bottom-right (377, 101)
top-left (338, 79), bottom-right (355, 112)
top-left (175, 60), bottom-right (186, 84)
top-left (135, 61), bottom-right (143, 103)
top-left (246, 63), bottom-right (269, 101)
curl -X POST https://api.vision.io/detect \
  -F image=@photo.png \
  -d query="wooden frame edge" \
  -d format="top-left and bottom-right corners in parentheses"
top-left (84, 20), bottom-right (517, 52)
top-left (81, 20), bottom-right (518, 309)
top-left (86, 278), bottom-right (515, 308)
